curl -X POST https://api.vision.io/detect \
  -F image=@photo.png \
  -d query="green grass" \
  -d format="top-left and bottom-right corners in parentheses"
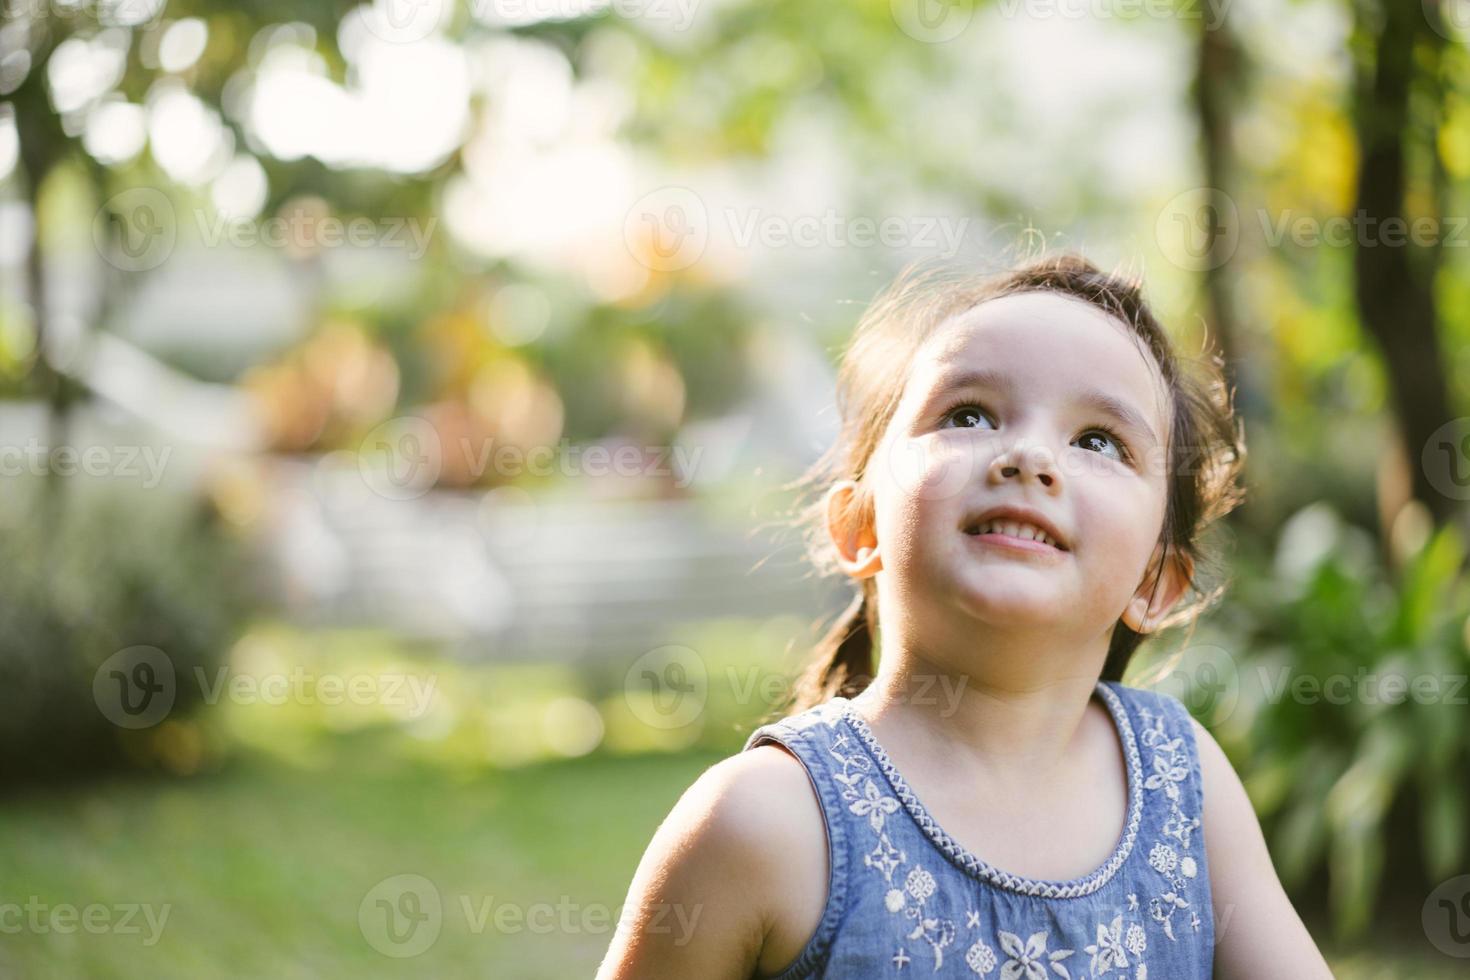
top-left (0, 742), bottom-right (721, 979)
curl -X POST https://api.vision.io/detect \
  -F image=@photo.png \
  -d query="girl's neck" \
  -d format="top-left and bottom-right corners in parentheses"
top-left (848, 642), bottom-right (1111, 788)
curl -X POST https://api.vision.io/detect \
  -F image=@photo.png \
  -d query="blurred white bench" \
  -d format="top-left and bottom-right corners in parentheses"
top-left (264, 458), bottom-right (832, 661)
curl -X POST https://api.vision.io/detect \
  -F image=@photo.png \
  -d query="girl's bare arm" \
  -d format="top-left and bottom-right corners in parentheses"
top-left (1192, 717), bottom-right (1334, 979)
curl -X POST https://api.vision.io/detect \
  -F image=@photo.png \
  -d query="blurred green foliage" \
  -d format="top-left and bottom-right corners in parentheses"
top-left (0, 479), bottom-right (257, 781)
top-left (1140, 502), bottom-right (1470, 939)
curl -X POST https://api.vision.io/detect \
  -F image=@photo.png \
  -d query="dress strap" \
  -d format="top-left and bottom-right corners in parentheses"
top-left (743, 706), bottom-right (854, 979)
top-left (1107, 681), bottom-right (1216, 951)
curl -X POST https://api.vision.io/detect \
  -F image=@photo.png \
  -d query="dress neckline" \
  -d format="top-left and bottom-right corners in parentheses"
top-left (832, 679), bottom-right (1145, 900)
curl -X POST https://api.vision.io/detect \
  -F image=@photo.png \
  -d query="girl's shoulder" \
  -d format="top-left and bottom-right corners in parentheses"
top-left (694, 737), bottom-right (827, 843)
top-left (594, 742), bottom-right (828, 977)
top-left (665, 736), bottom-right (826, 872)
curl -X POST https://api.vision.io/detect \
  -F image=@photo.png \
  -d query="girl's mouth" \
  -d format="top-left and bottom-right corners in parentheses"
top-left (961, 509), bottom-right (1070, 551)
top-left (963, 523), bottom-right (1068, 555)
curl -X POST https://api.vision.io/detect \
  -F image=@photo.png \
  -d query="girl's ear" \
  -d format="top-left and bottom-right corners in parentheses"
top-left (1122, 541), bottom-right (1194, 634)
top-left (825, 480), bottom-right (883, 579)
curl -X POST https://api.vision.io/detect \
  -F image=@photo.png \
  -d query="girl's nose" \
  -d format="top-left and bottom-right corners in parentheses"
top-left (987, 440), bottom-right (1060, 489)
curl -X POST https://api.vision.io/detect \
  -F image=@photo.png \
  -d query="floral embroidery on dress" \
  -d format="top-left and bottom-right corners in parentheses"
top-left (866, 833), bottom-right (907, 882)
top-left (1162, 810), bottom-right (1201, 850)
top-left (967, 937), bottom-right (999, 975)
top-left (771, 690), bottom-right (1208, 978)
top-left (1081, 910), bottom-right (1151, 977)
top-left (1084, 914), bottom-right (1128, 975)
top-left (998, 930), bottom-right (1074, 980)
top-left (1136, 705), bottom-right (1203, 942)
top-left (907, 913), bottom-right (957, 970)
top-left (852, 779), bottom-right (902, 831)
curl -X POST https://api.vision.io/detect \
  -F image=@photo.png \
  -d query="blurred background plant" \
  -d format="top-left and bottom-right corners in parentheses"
top-left (0, 474), bottom-right (257, 781)
top-left (1139, 501), bottom-right (1470, 942)
top-left (2, 0), bottom-right (1469, 976)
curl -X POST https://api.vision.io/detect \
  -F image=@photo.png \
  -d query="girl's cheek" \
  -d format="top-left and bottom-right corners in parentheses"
top-left (1077, 499), bottom-right (1150, 572)
top-left (877, 434), bottom-right (978, 506)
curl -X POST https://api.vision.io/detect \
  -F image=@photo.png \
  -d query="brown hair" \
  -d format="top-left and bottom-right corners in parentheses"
top-left (783, 251), bottom-right (1247, 713)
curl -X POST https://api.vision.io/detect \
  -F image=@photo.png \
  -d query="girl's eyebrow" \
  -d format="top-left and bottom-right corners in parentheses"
top-left (926, 367), bottom-right (1161, 448)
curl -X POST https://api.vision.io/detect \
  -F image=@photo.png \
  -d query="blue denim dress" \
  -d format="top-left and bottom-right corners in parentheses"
top-left (742, 680), bottom-right (1214, 979)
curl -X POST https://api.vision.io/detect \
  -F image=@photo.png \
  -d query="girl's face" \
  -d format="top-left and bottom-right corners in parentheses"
top-left (843, 291), bottom-right (1178, 648)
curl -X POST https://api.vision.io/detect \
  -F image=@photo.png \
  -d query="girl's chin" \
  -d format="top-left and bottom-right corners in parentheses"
top-left (955, 560), bottom-right (1069, 591)
top-left (952, 587), bottom-right (1069, 624)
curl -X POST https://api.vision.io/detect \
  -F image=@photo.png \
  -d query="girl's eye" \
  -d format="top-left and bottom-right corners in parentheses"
top-left (941, 404), bottom-right (993, 429)
top-left (1078, 428), bottom-right (1130, 462)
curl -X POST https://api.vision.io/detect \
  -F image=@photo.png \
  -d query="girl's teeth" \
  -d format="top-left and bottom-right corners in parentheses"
top-left (979, 520), bottom-right (1056, 548)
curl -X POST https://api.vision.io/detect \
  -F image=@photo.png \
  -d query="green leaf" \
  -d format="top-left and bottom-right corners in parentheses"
top-left (1325, 723), bottom-right (1413, 832)
top-left (1392, 524), bottom-right (1465, 646)
top-left (1329, 824), bottom-right (1382, 939)
top-left (1275, 796), bottom-right (1327, 889)
top-left (1422, 775), bottom-right (1467, 880)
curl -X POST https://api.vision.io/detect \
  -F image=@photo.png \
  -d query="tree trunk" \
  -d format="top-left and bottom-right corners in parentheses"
top-left (1351, 1), bottom-right (1455, 530)
top-left (13, 20), bottom-right (74, 533)
top-left (1192, 4), bottom-right (1243, 377)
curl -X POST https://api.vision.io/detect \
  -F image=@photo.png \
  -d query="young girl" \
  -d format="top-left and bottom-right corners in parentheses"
top-left (597, 254), bottom-right (1332, 978)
